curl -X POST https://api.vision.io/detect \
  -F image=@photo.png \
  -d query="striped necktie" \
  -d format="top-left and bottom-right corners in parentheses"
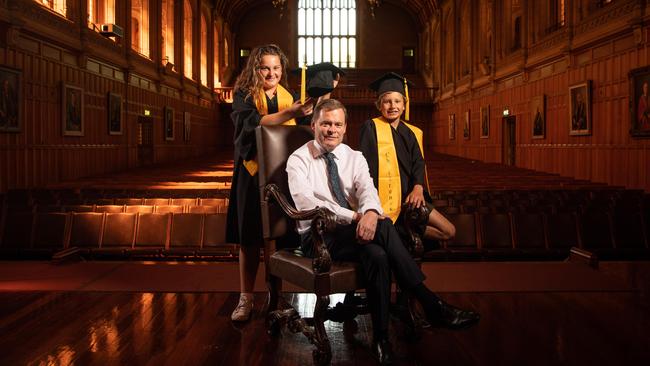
top-left (323, 152), bottom-right (350, 209)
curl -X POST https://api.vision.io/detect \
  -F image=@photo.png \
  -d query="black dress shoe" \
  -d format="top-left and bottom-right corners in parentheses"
top-left (371, 338), bottom-right (394, 365)
top-left (428, 300), bottom-right (480, 330)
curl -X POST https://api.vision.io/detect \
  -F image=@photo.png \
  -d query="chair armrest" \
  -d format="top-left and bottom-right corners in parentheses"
top-left (401, 205), bottom-right (430, 258)
top-left (264, 184), bottom-right (336, 273)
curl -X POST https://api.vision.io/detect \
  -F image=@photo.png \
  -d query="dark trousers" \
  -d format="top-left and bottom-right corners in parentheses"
top-left (301, 219), bottom-right (425, 338)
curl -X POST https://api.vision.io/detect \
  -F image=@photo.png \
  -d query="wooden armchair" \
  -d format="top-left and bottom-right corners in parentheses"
top-left (255, 125), bottom-right (429, 365)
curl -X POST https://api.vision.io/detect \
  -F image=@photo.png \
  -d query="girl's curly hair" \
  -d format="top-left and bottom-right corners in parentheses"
top-left (233, 44), bottom-right (290, 107)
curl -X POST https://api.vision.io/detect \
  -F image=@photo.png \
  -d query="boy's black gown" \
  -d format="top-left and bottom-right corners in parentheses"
top-left (359, 119), bottom-right (439, 250)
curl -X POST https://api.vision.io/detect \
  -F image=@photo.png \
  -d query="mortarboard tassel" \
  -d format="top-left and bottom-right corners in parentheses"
top-left (404, 77), bottom-right (410, 121)
top-left (300, 56), bottom-right (307, 104)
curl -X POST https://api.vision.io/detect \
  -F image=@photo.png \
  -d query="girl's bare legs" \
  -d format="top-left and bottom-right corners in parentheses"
top-left (231, 245), bottom-right (260, 322)
top-left (423, 208), bottom-right (456, 241)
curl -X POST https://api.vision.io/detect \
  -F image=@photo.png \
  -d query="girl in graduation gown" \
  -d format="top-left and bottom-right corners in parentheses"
top-left (227, 44), bottom-right (314, 322)
top-left (359, 72), bottom-right (455, 246)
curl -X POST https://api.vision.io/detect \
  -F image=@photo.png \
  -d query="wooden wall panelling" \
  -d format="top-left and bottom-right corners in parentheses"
top-left (0, 24), bottom-right (223, 193)
top-left (433, 20), bottom-right (650, 191)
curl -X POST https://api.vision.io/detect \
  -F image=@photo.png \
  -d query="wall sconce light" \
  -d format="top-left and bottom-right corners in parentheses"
top-left (272, 0), bottom-right (287, 18)
top-left (479, 56), bottom-right (491, 76)
top-left (368, 0), bottom-right (381, 18)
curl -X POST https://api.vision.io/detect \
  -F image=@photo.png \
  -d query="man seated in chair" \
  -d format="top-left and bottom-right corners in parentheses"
top-left (286, 98), bottom-right (480, 364)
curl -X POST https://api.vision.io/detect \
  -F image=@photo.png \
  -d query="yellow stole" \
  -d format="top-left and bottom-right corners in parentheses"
top-left (242, 85), bottom-right (297, 176)
top-left (372, 118), bottom-right (427, 222)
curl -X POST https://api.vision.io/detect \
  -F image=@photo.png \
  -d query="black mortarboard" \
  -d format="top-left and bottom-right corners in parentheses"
top-left (368, 72), bottom-right (415, 96)
top-left (369, 72), bottom-right (415, 120)
top-left (294, 62), bottom-right (345, 98)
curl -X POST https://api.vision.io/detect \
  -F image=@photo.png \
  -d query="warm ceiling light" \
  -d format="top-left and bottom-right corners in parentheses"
top-left (368, 0), bottom-right (381, 18)
top-left (272, 0), bottom-right (286, 18)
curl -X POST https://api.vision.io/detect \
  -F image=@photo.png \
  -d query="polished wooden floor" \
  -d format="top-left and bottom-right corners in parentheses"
top-left (1, 287), bottom-right (649, 365)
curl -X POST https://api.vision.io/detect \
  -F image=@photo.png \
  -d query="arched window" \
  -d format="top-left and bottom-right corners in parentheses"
top-left (298, 0), bottom-right (356, 68)
top-left (551, 0), bottom-right (566, 29)
top-left (200, 13), bottom-right (208, 86)
top-left (224, 38), bottom-right (229, 67)
top-left (35, 0), bottom-right (66, 17)
top-left (131, 0), bottom-right (150, 57)
top-left (459, 0), bottom-right (470, 77)
top-left (162, 0), bottom-right (175, 68)
top-left (443, 10), bottom-right (454, 85)
top-left (184, 0), bottom-right (193, 79)
top-left (213, 22), bottom-right (220, 87)
top-left (88, 0), bottom-right (115, 29)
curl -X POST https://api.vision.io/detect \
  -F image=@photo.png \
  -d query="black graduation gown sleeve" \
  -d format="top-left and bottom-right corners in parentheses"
top-left (230, 89), bottom-right (309, 160)
top-left (227, 88), bottom-right (310, 245)
top-left (395, 123), bottom-right (432, 203)
top-left (359, 119), bottom-right (380, 189)
top-left (226, 90), bottom-right (262, 245)
top-left (291, 90), bottom-right (313, 126)
top-left (230, 89), bottom-right (262, 162)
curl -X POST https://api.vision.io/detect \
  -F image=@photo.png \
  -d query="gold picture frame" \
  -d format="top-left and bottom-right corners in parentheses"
top-left (62, 83), bottom-right (84, 136)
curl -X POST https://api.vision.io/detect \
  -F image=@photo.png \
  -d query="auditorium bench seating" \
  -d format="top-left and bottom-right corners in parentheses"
top-left (1, 184), bottom-right (647, 261)
top-left (69, 212), bottom-right (104, 249)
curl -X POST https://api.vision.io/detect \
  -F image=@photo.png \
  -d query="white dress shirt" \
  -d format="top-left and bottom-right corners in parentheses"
top-left (287, 140), bottom-right (384, 234)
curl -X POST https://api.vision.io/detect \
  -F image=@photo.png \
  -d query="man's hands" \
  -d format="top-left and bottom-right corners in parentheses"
top-left (405, 184), bottom-right (425, 208)
top-left (355, 210), bottom-right (379, 244)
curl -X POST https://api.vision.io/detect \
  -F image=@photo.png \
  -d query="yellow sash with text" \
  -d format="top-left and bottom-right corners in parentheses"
top-left (373, 118), bottom-right (428, 222)
top-left (243, 85), bottom-right (296, 176)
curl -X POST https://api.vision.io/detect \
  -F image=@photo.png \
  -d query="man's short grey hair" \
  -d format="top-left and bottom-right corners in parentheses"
top-left (313, 98), bottom-right (348, 123)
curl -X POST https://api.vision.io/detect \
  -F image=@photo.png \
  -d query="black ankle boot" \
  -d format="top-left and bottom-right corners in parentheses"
top-left (427, 300), bottom-right (480, 330)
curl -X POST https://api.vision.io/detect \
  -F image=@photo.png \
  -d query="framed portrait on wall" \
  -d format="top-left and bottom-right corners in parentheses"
top-left (531, 95), bottom-right (545, 139)
top-left (0, 66), bottom-right (21, 133)
top-left (183, 111), bottom-right (191, 141)
top-left (107, 92), bottom-right (122, 135)
top-left (164, 106), bottom-right (174, 141)
top-left (463, 110), bottom-right (470, 140)
top-left (448, 113), bottom-right (455, 140)
top-left (569, 81), bottom-right (591, 136)
top-left (62, 83), bottom-right (84, 136)
top-left (480, 106), bottom-right (489, 138)
top-left (629, 66), bottom-right (650, 137)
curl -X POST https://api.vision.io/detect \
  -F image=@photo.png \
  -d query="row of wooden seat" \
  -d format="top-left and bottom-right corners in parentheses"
top-left (0, 211), bottom-right (235, 259)
top-left (4, 194), bottom-right (229, 208)
top-left (424, 154), bottom-right (615, 190)
top-left (431, 188), bottom-right (644, 204)
top-left (429, 190), bottom-right (649, 220)
top-left (3, 188), bottom-right (232, 205)
top-left (434, 199), bottom-right (649, 217)
top-left (426, 211), bottom-right (650, 261)
top-left (17, 204), bottom-right (228, 214)
top-left (1, 187), bottom-right (648, 261)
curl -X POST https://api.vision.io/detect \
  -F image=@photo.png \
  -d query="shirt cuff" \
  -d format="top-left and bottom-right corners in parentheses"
top-left (358, 202), bottom-right (384, 217)
top-left (335, 207), bottom-right (356, 225)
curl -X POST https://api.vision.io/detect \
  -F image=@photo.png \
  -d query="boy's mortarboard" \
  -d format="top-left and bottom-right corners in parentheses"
top-left (368, 72), bottom-right (415, 96)
top-left (369, 72), bottom-right (415, 120)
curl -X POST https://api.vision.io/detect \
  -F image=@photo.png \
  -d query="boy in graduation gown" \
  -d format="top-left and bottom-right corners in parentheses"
top-left (359, 72), bottom-right (456, 249)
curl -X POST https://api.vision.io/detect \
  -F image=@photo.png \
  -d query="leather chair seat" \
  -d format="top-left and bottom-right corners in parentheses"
top-left (268, 249), bottom-right (363, 294)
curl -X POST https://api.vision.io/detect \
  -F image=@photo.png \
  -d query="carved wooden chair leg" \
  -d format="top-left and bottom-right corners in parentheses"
top-left (312, 295), bottom-right (332, 365)
top-left (266, 275), bottom-right (282, 336)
